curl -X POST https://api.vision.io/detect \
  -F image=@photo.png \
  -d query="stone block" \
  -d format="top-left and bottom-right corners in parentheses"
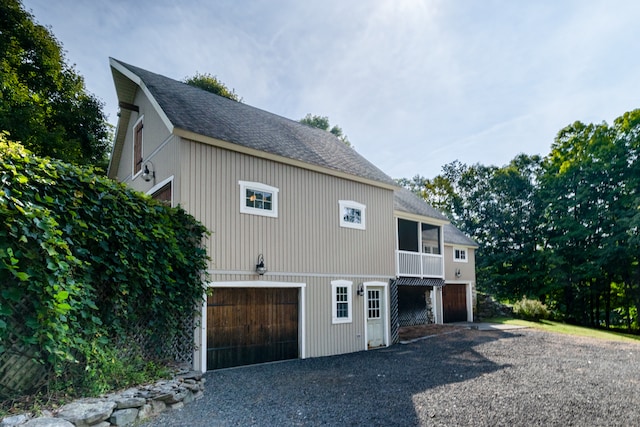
top-left (109, 408), bottom-right (138, 426)
top-left (57, 401), bottom-right (116, 427)
top-left (24, 418), bottom-right (74, 427)
top-left (170, 402), bottom-right (184, 411)
top-left (182, 390), bottom-right (194, 404)
top-left (115, 397), bottom-right (146, 409)
top-left (177, 371), bottom-right (202, 381)
top-left (151, 399), bottom-right (166, 415)
top-left (137, 404), bottom-right (153, 421)
top-left (1, 414), bottom-right (31, 427)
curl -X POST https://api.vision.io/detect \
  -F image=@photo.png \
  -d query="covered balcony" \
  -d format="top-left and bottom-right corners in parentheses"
top-left (395, 218), bottom-right (444, 278)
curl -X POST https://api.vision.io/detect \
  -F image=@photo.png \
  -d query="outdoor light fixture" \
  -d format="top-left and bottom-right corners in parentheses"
top-left (141, 161), bottom-right (155, 183)
top-left (455, 268), bottom-right (461, 278)
top-left (357, 283), bottom-right (364, 296)
top-left (255, 254), bottom-right (267, 275)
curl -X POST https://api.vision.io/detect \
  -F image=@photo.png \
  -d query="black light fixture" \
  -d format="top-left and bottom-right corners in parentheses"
top-left (357, 283), bottom-right (364, 296)
top-left (256, 254), bottom-right (267, 275)
top-left (141, 161), bottom-right (155, 183)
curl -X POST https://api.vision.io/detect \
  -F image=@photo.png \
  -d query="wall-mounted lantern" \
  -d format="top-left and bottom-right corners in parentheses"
top-left (141, 161), bottom-right (155, 183)
top-left (256, 254), bottom-right (267, 275)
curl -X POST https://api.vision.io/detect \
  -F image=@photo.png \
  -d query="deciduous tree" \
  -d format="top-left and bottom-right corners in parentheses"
top-left (300, 113), bottom-right (351, 147)
top-left (184, 72), bottom-right (242, 102)
top-left (0, 0), bottom-right (111, 167)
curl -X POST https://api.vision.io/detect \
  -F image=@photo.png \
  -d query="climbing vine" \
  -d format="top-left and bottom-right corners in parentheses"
top-left (0, 135), bottom-right (209, 396)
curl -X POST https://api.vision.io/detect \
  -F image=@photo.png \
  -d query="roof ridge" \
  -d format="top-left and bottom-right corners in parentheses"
top-left (111, 59), bottom-right (396, 187)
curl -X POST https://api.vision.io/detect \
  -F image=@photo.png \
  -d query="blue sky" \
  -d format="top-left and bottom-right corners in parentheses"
top-left (22, 0), bottom-right (640, 179)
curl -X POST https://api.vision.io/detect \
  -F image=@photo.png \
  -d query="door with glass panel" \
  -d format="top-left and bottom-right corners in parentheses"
top-left (366, 287), bottom-right (385, 349)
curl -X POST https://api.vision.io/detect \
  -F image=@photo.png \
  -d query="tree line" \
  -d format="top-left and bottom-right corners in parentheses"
top-left (400, 110), bottom-right (640, 332)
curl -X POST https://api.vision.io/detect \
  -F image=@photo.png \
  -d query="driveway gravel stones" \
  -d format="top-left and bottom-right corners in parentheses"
top-left (143, 328), bottom-right (640, 426)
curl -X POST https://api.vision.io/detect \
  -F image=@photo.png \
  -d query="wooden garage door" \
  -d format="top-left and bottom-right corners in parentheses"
top-left (207, 288), bottom-right (299, 370)
top-left (443, 284), bottom-right (467, 323)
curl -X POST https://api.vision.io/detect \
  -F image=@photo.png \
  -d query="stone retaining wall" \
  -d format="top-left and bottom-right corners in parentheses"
top-left (1, 371), bottom-right (205, 427)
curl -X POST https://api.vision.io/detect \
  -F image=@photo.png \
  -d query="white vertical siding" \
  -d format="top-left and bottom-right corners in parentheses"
top-left (181, 139), bottom-right (395, 277)
top-left (183, 139), bottom-right (396, 358)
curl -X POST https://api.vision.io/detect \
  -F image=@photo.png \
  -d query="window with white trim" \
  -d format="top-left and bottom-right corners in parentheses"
top-left (132, 116), bottom-right (144, 177)
top-left (331, 280), bottom-right (353, 324)
top-left (239, 181), bottom-right (279, 218)
top-left (339, 200), bottom-right (366, 230)
top-left (454, 247), bottom-right (468, 262)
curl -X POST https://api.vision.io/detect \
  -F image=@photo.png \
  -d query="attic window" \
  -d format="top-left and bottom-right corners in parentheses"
top-left (133, 117), bottom-right (144, 176)
top-left (239, 181), bottom-right (279, 218)
top-left (339, 200), bottom-right (366, 230)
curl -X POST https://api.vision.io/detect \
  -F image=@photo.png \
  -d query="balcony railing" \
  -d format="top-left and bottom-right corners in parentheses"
top-left (395, 250), bottom-right (443, 278)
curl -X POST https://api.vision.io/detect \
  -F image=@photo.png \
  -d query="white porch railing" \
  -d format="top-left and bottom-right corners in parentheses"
top-left (395, 250), bottom-right (443, 278)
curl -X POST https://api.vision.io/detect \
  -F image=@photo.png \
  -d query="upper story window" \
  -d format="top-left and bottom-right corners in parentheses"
top-left (239, 181), bottom-right (279, 218)
top-left (454, 247), bottom-right (468, 262)
top-left (133, 117), bottom-right (144, 176)
top-left (339, 200), bottom-right (366, 230)
top-left (331, 280), bottom-right (353, 324)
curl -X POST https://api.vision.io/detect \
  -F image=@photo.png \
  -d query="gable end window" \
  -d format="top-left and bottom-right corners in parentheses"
top-left (339, 200), bottom-right (366, 230)
top-left (133, 117), bottom-right (144, 176)
top-left (454, 247), bottom-right (468, 263)
top-left (331, 280), bottom-right (353, 324)
top-left (239, 181), bottom-right (279, 218)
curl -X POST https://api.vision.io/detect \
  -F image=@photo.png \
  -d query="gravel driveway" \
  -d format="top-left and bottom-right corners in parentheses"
top-left (143, 328), bottom-right (640, 426)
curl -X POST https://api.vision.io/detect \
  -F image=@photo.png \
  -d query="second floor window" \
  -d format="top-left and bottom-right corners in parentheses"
top-left (339, 200), bottom-right (366, 230)
top-left (239, 181), bottom-right (279, 218)
top-left (454, 248), bottom-right (468, 262)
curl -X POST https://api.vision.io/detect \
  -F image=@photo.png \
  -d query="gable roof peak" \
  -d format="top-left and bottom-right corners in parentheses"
top-left (110, 58), bottom-right (396, 187)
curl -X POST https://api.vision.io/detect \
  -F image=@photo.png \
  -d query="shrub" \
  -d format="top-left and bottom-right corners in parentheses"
top-left (0, 135), bottom-right (209, 399)
top-left (513, 297), bottom-right (550, 321)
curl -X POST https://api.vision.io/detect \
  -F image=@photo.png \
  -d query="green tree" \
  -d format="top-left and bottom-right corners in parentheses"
top-left (400, 110), bottom-right (640, 332)
top-left (0, 0), bottom-right (111, 167)
top-left (541, 114), bottom-right (640, 328)
top-left (405, 156), bottom-right (545, 301)
top-left (299, 113), bottom-right (351, 147)
top-left (184, 72), bottom-right (242, 102)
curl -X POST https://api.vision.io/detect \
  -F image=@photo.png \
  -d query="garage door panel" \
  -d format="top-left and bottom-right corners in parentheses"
top-left (207, 288), bottom-right (299, 370)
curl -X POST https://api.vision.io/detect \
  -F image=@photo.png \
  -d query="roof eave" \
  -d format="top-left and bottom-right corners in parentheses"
top-left (393, 209), bottom-right (450, 226)
top-left (174, 127), bottom-right (398, 191)
top-left (107, 58), bottom-right (174, 179)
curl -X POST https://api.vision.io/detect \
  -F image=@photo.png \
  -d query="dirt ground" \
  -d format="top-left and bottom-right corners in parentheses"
top-left (398, 323), bottom-right (462, 340)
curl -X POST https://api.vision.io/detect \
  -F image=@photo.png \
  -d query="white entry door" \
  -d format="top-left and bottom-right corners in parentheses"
top-left (366, 287), bottom-right (385, 349)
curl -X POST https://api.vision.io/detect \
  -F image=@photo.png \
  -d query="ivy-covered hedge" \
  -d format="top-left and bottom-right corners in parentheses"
top-left (0, 134), bottom-right (209, 396)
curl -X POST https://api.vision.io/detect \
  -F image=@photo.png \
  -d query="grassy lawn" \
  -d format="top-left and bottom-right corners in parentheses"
top-left (484, 317), bottom-right (640, 343)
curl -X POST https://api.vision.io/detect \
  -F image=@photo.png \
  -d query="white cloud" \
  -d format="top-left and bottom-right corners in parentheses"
top-left (21, 0), bottom-right (640, 179)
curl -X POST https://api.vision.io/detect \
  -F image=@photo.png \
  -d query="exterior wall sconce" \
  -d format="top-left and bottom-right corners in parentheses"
top-left (141, 161), bottom-right (155, 183)
top-left (256, 254), bottom-right (267, 275)
top-left (455, 268), bottom-right (461, 278)
top-left (357, 283), bottom-right (364, 296)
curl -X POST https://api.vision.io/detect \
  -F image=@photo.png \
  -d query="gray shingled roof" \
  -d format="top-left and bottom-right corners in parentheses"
top-left (443, 223), bottom-right (479, 248)
top-left (112, 59), bottom-right (395, 186)
top-left (393, 187), bottom-right (449, 222)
